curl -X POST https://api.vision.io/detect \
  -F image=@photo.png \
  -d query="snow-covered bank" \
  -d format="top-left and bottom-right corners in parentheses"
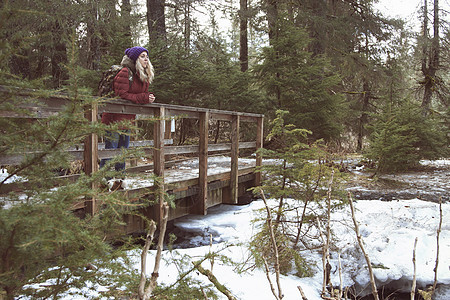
top-left (131, 197), bottom-right (449, 300)
top-left (9, 157), bottom-right (450, 299)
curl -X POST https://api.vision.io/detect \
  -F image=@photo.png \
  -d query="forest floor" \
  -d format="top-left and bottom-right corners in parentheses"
top-left (345, 159), bottom-right (449, 203)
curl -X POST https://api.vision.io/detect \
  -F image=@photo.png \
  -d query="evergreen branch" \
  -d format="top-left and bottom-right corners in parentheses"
top-left (1, 102), bottom-right (77, 186)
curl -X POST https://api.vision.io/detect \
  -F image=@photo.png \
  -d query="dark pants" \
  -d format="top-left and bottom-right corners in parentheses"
top-left (99, 131), bottom-right (130, 172)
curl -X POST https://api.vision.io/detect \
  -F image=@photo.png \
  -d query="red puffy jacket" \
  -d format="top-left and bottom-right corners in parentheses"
top-left (101, 67), bottom-right (150, 125)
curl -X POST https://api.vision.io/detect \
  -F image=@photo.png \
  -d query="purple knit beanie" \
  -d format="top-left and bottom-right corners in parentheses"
top-left (124, 46), bottom-right (149, 62)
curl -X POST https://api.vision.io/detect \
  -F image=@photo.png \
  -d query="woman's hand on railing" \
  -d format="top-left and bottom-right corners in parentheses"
top-left (149, 93), bottom-right (155, 103)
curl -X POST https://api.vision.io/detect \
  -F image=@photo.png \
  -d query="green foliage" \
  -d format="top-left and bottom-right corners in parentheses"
top-left (150, 246), bottom-right (243, 300)
top-left (249, 222), bottom-right (313, 277)
top-left (366, 101), bottom-right (448, 173)
top-left (256, 110), bottom-right (342, 205)
top-left (250, 110), bottom-right (343, 279)
top-left (0, 43), bottom-right (155, 298)
top-left (153, 278), bottom-right (219, 300)
top-left (253, 18), bottom-right (346, 141)
top-left (0, 91), bottom-right (142, 298)
top-left (152, 34), bottom-right (263, 114)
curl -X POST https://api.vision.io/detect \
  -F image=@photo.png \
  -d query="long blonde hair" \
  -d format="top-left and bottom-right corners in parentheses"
top-left (136, 58), bottom-right (154, 84)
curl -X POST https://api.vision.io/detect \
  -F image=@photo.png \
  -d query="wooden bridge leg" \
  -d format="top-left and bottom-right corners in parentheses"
top-left (153, 107), bottom-right (165, 225)
top-left (84, 102), bottom-right (99, 216)
top-left (255, 116), bottom-right (264, 186)
top-left (224, 114), bottom-right (240, 204)
top-left (193, 111), bottom-right (209, 215)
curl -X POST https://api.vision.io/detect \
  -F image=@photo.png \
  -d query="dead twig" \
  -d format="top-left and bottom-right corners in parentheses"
top-left (260, 190), bottom-right (284, 300)
top-left (297, 285), bottom-right (308, 300)
top-left (338, 251), bottom-right (343, 300)
top-left (138, 220), bottom-right (157, 299)
top-left (138, 203), bottom-right (170, 300)
top-left (200, 286), bottom-right (209, 300)
top-left (325, 171), bottom-right (334, 295)
top-left (432, 197), bottom-right (442, 295)
top-left (263, 256), bottom-right (280, 300)
top-left (411, 237), bottom-right (418, 300)
top-left (348, 192), bottom-right (379, 300)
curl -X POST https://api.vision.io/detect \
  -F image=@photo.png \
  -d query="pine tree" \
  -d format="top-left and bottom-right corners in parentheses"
top-left (253, 18), bottom-right (345, 141)
top-left (366, 100), bottom-right (448, 173)
top-left (0, 38), bottom-right (153, 299)
top-left (250, 110), bottom-right (343, 276)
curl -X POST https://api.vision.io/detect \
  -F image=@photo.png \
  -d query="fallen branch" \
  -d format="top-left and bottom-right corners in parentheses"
top-left (348, 192), bottom-right (379, 300)
top-left (193, 261), bottom-right (237, 300)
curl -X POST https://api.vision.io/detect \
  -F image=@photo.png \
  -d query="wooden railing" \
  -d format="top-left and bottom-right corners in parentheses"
top-left (0, 86), bottom-right (264, 224)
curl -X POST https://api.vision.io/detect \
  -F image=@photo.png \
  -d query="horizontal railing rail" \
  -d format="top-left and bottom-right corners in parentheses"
top-left (0, 85), bottom-right (264, 222)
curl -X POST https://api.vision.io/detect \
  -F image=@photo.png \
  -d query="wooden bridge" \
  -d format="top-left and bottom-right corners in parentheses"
top-left (0, 86), bottom-right (264, 234)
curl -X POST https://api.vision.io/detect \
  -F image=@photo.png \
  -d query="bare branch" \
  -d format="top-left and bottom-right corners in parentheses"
top-left (411, 237), bottom-right (418, 300)
top-left (432, 197), bottom-right (442, 294)
top-left (338, 251), bottom-right (343, 300)
top-left (138, 220), bottom-right (157, 299)
top-left (138, 202), bottom-right (170, 300)
top-left (297, 285), bottom-right (308, 300)
top-left (263, 256), bottom-right (280, 300)
top-left (348, 192), bottom-right (379, 300)
top-left (260, 190), bottom-right (284, 299)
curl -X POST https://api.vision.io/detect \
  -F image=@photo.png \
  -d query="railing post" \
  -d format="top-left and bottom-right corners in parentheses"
top-left (229, 114), bottom-right (240, 204)
top-left (153, 107), bottom-right (165, 225)
top-left (194, 111), bottom-right (209, 215)
top-left (84, 102), bottom-right (99, 215)
top-left (164, 119), bottom-right (172, 139)
top-left (255, 116), bottom-right (264, 186)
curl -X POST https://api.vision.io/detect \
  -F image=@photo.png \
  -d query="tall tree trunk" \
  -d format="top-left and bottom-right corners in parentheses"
top-left (51, 21), bottom-right (67, 88)
top-left (421, 0), bottom-right (440, 115)
top-left (357, 81), bottom-right (370, 152)
top-left (266, 0), bottom-right (281, 107)
top-left (184, 0), bottom-right (191, 51)
top-left (147, 0), bottom-right (167, 47)
top-left (266, 0), bottom-right (278, 46)
top-left (86, 1), bottom-right (99, 70)
top-left (309, 0), bottom-right (327, 55)
top-left (122, 0), bottom-right (132, 42)
top-left (239, 0), bottom-right (248, 72)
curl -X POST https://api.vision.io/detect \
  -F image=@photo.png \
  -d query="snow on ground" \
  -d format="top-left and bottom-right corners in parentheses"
top-left (131, 197), bottom-right (449, 300)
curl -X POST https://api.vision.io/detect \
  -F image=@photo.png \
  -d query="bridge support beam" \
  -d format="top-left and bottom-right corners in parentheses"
top-left (255, 116), bottom-right (264, 187)
top-left (193, 111), bottom-right (209, 215)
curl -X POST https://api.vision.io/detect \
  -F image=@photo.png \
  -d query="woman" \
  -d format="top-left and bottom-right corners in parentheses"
top-left (100, 46), bottom-right (156, 173)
